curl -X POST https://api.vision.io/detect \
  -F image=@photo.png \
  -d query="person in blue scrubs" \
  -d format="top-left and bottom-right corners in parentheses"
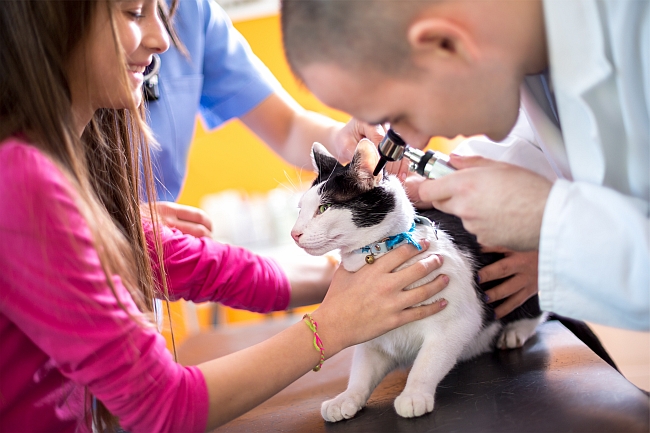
top-left (147, 0), bottom-right (382, 237)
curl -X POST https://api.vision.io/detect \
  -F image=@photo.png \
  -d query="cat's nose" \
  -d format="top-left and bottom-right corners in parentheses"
top-left (291, 231), bottom-right (302, 244)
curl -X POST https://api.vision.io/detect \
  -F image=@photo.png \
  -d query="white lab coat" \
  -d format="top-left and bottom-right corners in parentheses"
top-left (522, 0), bottom-right (649, 330)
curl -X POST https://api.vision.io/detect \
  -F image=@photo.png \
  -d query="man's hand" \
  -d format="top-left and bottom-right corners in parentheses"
top-left (155, 201), bottom-right (213, 238)
top-left (403, 174), bottom-right (432, 208)
top-left (479, 247), bottom-right (539, 319)
top-left (418, 154), bottom-right (553, 251)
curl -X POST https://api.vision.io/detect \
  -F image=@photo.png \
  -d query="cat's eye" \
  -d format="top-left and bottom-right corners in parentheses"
top-left (317, 204), bottom-right (331, 215)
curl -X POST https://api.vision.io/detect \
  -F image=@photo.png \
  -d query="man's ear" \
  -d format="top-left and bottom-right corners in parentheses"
top-left (351, 139), bottom-right (383, 190)
top-left (406, 17), bottom-right (479, 64)
top-left (311, 142), bottom-right (340, 177)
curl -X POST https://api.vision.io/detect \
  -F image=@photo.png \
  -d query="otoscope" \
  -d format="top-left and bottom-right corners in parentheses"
top-left (373, 129), bottom-right (456, 179)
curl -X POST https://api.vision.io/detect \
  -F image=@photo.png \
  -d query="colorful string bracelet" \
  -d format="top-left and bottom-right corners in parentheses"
top-left (303, 313), bottom-right (325, 372)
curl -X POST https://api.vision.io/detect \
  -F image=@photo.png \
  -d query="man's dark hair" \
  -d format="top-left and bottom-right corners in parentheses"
top-left (281, 0), bottom-right (427, 79)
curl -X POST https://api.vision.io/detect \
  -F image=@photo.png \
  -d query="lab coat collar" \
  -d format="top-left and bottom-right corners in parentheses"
top-left (522, 0), bottom-right (613, 184)
top-left (521, 82), bottom-right (573, 180)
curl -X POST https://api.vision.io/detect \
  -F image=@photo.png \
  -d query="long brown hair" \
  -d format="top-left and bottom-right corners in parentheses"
top-left (0, 0), bottom-right (178, 430)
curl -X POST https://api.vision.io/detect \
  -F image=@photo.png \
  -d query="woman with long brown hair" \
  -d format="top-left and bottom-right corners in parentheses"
top-left (0, 1), bottom-right (450, 431)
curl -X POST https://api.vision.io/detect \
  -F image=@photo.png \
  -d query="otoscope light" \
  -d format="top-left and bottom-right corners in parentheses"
top-left (373, 129), bottom-right (407, 176)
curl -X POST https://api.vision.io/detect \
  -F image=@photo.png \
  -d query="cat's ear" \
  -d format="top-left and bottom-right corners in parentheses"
top-left (351, 138), bottom-right (383, 190)
top-left (311, 142), bottom-right (340, 177)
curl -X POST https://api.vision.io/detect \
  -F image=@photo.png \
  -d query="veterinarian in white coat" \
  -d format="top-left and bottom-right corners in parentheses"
top-left (517, 0), bottom-right (649, 331)
top-left (449, 1), bottom-right (648, 330)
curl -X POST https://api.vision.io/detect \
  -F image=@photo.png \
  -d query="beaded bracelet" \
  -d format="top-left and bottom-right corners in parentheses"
top-left (303, 313), bottom-right (325, 372)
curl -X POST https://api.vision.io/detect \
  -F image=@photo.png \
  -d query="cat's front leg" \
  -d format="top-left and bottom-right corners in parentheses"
top-left (394, 338), bottom-right (462, 418)
top-left (321, 342), bottom-right (395, 422)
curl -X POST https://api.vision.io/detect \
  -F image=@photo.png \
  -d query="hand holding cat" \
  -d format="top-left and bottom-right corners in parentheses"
top-left (417, 155), bottom-right (553, 251)
top-left (331, 119), bottom-right (385, 163)
top-left (310, 241), bottom-right (449, 356)
top-left (479, 247), bottom-right (539, 319)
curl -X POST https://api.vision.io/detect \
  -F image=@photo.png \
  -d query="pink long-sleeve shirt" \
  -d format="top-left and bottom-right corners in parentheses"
top-left (0, 138), bottom-right (291, 432)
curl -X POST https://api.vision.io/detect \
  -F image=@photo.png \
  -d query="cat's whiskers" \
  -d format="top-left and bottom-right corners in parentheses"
top-left (275, 168), bottom-right (309, 195)
top-left (276, 173), bottom-right (298, 194)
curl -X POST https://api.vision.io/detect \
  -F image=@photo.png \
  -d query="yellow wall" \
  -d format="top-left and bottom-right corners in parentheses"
top-left (161, 14), bottom-right (459, 348)
top-left (176, 15), bottom-right (348, 208)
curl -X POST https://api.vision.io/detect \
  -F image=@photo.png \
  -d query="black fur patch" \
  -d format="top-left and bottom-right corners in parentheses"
top-left (313, 152), bottom-right (395, 228)
top-left (312, 149), bottom-right (341, 183)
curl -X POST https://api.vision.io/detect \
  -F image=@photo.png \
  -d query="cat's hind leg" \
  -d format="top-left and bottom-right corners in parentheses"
top-left (394, 338), bottom-right (463, 418)
top-left (321, 342), bottom-right (395, 422)
top-left (497, 313), bottom-right (548, 349)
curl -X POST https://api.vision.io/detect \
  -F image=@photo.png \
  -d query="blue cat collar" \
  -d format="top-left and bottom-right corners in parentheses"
top-left (353, 218), bottom-right (431, 264)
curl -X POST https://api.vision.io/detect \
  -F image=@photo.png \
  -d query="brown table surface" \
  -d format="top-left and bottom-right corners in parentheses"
top-left (177, 317), bottom-right (650, 433)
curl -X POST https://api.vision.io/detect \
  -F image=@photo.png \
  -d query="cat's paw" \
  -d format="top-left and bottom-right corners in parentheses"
top-left (394, 391), bottom-right (434, 418)
top-left (497, 317), bottom-right (542, 349)
top-left (497, 327), bottom-right (526, 349)
top-left (321, 392), bottom-right (367, 422)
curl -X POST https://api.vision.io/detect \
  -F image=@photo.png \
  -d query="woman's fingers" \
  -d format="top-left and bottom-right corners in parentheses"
top-left (390, 252), bottom-right (444, 290)
top-left (171, 219), bottom-right (212, 238)
top-left (156, 201), bottom-right (213, 237)
top-left (173, 204), bottom-right (213, 232)
top-left (317, 246), bottom-right (450, 350)
top-left (399, 298), bottom-right (449, 326)
top-left (399, 274), bottom-right (449, 311)
top-left (373, 240), bottom-right (431, 273)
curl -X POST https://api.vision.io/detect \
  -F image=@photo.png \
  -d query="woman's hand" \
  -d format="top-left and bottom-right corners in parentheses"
top-left (479, 247), bottom-right (539, 319)
top-left (198, 240), bottom-right (448, 429)
top-left (312, 240), bottom-right (449, 355)
top-left (154, 201), bottom-right (213, 238)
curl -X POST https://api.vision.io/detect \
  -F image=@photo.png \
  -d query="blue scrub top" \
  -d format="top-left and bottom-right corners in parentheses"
top-left (146, 0), bottom-right (281, 201)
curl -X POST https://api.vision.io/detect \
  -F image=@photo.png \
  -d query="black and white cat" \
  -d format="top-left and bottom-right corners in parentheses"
top-left (291, 139), bottom-right (546, 421)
